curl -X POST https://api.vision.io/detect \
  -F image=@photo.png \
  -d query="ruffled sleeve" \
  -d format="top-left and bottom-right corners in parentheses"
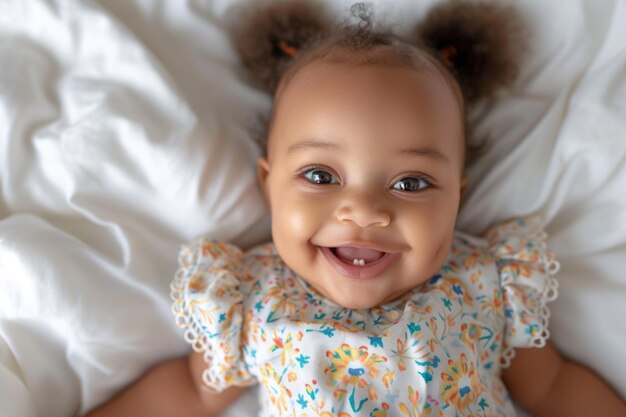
top-left (485, 217), bottom-right (560, 368)
top-left (170, 239), bottom-right (255, 392)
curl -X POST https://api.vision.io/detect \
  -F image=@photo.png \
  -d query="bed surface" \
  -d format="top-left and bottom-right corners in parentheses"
top-left (1, 1), bottom-right (625, 416)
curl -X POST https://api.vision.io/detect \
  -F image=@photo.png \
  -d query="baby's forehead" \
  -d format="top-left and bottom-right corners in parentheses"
top-left (269, 57), bottom-right (463, 130)
top-left (270, 44), bottom-right (464, 132)
top-left (265, 59), bottom-right (465, 164)
top-left (276, 43), bottom-right (460, 100)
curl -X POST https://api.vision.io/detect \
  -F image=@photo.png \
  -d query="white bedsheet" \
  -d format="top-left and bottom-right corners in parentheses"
top-left (0, 1), bottom-right (624, 416)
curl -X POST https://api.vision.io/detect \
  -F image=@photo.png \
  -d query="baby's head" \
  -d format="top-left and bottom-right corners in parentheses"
top-left (235, 1), bottom-right (522, 309)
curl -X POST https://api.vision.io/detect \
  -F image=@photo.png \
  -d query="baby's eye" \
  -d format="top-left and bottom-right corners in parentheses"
top-left (301, 168), bottom-right (340, 185)
top-left (391, 177), bottom-right (430, 192)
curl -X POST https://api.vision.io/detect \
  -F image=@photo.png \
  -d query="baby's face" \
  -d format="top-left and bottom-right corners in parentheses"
top-left (258, 61), bottom-right (467, 309)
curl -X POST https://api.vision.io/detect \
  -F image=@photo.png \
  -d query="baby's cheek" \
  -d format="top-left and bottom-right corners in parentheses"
top-left (272, 196), bottom-right (324, 244)
top-left (271, 197), bottom-right (327, 277)
top-left (287, 205), bottom-right (313, 237)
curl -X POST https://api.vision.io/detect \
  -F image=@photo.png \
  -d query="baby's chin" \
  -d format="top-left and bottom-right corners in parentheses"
top-left (323, 288), bottom-right (410, 310)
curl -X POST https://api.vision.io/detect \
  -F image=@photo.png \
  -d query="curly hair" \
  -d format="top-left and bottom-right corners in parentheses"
top-left (233, 1), bottom-right (525, 167)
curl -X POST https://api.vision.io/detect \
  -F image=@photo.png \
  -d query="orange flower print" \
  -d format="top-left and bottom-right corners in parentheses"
top-left (324, 344), bottom-right (386, 389)
top-left (500, 261), bottom-right (533, 279)
top-left (269, 330), bottom-right (295, 367)
top-left (460, 323), bottom-right (493, 351)
top-left (440, 353), bottom-right (484, 410)
top-left (200, 241), bottom-right (239, 264)
top-left (265, 279), bottom-right (299, 322)
top-left (479, 288), bottom-right (503, 320)
top-left (463, 250), bottom-right (483, 269)
top-left (398, 386), bottom-right (442, 417)
top-left (391, 335), bottom-right (410, 372)
top-left (188, 299), bottom-right (220, 327)
top-left (188, 273), bottom-right (208, 293)
top-left (259, 363), bottom-right (292, 416)
top-left (436, 277), bottom-right (474, 307)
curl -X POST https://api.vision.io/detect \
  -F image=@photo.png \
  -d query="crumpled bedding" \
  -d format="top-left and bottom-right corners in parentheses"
top-left (0, 1), bottom-right (624, 416)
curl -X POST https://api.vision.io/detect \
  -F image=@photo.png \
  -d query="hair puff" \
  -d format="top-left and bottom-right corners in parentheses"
top-left (233, 0), bottom-right (333, 93)
top-left (417, 1), bottom-right (526, 104)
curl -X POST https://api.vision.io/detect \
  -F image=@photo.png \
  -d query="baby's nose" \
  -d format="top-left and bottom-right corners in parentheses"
top-left (334, 194), bottom-right (391, 228)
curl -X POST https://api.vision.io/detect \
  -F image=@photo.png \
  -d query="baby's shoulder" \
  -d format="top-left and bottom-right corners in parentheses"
top-left (449, 218), bottom-right (549, 268)
top-left (423, 231), bottom-right (500, 300)
top-left (448, 230), bottom-right (495, 270)
top-left (438, 218), bottom-right (558, 300)
top-left (451, 229), bottom-right (489, 253)
top-left (238, 242), bottom-right (297, 291)
top-left (241, 242), bottom-right (289, 273)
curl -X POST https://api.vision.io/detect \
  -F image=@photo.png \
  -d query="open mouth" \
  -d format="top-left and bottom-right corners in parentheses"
top-left (319, 246), bottom-right (400, 279)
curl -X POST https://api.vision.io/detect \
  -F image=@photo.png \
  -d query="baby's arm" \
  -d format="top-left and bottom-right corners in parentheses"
top-left (85, 351), bottom-right (247, 417)
top-left (503, 341), bottom-right (626, 416)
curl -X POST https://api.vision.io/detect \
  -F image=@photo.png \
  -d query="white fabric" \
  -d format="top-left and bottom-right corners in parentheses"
top-left (0, 0), bottom-right (624, 416)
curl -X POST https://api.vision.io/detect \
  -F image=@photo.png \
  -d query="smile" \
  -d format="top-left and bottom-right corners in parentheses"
top-left (319, 245), bottom-right (400, 279)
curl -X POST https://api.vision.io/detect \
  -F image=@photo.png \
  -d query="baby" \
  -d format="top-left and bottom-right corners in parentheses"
top-left (87, 2), bottom-right (626, 417)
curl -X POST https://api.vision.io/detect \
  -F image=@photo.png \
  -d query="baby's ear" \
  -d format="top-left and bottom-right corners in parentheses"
top-left (232, 0), bottom-right (333, 93)
top-left (415, 2), bottom-right (526, 104)
top-left (257, 157), bottom-right (271, 204)
top-left (460, 175), bottom-right (470, 204)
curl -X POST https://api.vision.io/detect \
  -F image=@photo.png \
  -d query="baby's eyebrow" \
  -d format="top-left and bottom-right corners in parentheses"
top-left (286, 139), bottom-right (342, 154)
top-left (398, 147), bottom-right (450, 165)
top-left (286, 140), bottom-right (449, 165)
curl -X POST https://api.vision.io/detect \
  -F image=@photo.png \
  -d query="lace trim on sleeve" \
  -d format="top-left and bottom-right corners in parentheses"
top-left (170, 240), bottom-right (253, 392)
top-left (487, 217), bottom-right (560, 368)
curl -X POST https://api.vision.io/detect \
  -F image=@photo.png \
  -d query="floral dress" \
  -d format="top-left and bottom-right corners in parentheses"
top-left (171, 217), bottom-right (559, 417)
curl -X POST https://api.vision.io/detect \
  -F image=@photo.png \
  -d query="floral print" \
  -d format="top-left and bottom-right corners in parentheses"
top-left (440, 353), bottom-right (484, 410)
top-left (324, 344), bottom-right (386, 389)
top-left (171, 217), bottom-right (559, 416)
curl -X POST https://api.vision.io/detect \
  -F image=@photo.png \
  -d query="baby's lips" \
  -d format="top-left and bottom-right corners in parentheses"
top-left (319, 246), bottom-right (400, 279)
